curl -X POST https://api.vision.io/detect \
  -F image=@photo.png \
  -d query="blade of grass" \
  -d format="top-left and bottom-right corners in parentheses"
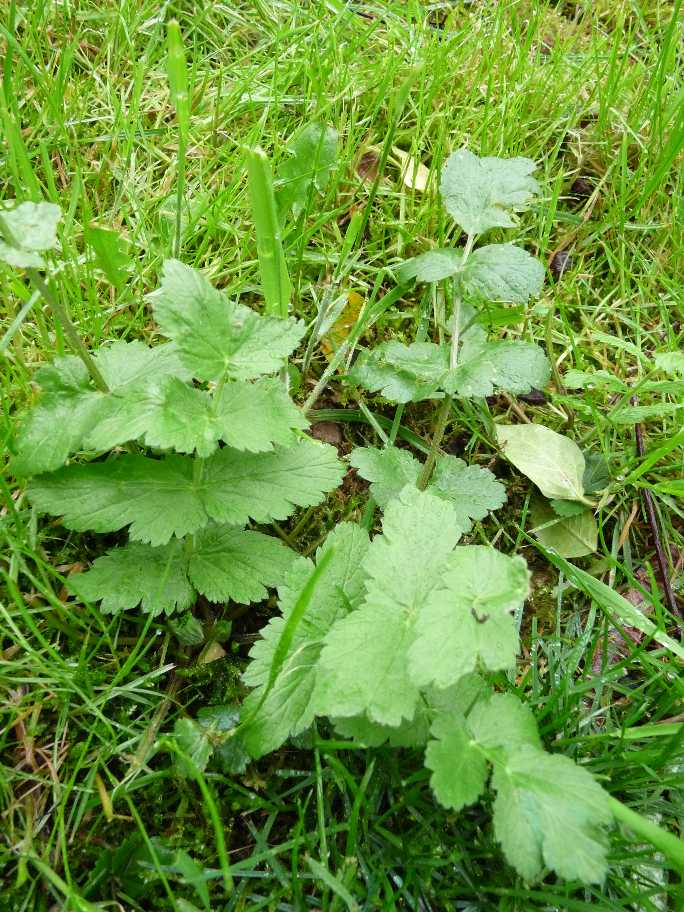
top-left (247, 147), bottom-right (292, 318)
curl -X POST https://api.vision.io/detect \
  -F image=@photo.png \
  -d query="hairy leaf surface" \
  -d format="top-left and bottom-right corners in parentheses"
top-left (149, 259), bottom-right (305, 381)
top-left (444, 327), bottom-right (550, 398)
top-left (460, 244), bottom-right (545, 303)
top-left (316, 488), bottom-right (462, 725)
top-left (440, 149), bottom-right (540, 236)
top-left (348, 341), bottom-right (448, 403)
top-left (410, 546), bottom-right (529, 688)
top-left (396, 249), bottom-right (463, 284)
top-left (492, 747), bottom-right (612, 883)
top-left (29, 440), bottom-right (343, 545)
top-left (241, 524), bottom-right (369, 757)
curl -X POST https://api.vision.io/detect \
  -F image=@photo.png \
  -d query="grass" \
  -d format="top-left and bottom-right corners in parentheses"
top-left (1, 0), bottom-right (684, 908)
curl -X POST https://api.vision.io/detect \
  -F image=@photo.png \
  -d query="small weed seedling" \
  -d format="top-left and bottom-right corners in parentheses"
top-left (6, 203), bottom-right (344, 632)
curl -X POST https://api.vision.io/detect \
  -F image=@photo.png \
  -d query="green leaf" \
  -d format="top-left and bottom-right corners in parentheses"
top-left (332, 711), bottom-right (430, 748)
top-left (188, 525), bottom-right (295, 604)
top-left (349, 341), bottom-right (448, 403)
top-left (169, 612), bottom-right (205, 645)
top-left (425, 717), bottom-right (489, 811)
top-left (444, 327), bottom-right (550, 398)
top-left (0, 201), bottom-right (62, 268)
top-left (316, 488), bottom-right (462, 726)
top-left (409, 546), bottom-right (529, 689)
top-left (85, 224), bottom-right (130, 288)
top-left (430, 454), bottom-right (507, 528)
top-left (149, 259), bottom-right (305, 381)
top-left (276, 123), bottom-right (338, 221)
top-left (496, 423), bottom-right (587, 502)
top-left (564, 368), bottom-right (625, 392)
top-left (396, 249), bottom-right (463, 284)
top-left (213, 379), bottom-right (309, 452)
top-left (491, 747), bottom-right (612, 883)
top-left (29, 439), bottom-right (343, 545)
top-left (460, 244), bottom-right (545, 304)
top-left (427, 693), bottom-right (541, 813)
top-left (531, 499), bottom-right (597, 559)
top-left (350, 447), bottom-right (506, 530)
top-left (12, 342), bottom-right (191, 475)
top-left (196, 705), bottom-right (250, 774)
top-left (654, 351), bottom-right (684, 375)
top-left (582, 452), bottom-right (610, 495)
top-left (349, 446), bottom-right (421, 508)
top-left (241, 523), bottom-right (369, 757)
top-left (173, 718), bottom-right (212, 777)
top-left (440, 149), bottom-right (540, 236)
top-left (71, 540), bottom-right (194, 616)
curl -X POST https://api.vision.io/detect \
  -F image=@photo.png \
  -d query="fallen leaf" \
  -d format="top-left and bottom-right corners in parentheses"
top-left (392, 147), bottom-right (431, 191)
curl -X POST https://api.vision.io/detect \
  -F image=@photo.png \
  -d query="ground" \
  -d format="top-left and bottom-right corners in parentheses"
top-left (1, 1), bottom-right (683, 910)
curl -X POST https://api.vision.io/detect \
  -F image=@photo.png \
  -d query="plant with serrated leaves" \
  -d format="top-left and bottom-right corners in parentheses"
top-left (6, 204), bottom-right (344, 621)
top-left (348, 148), bottom-right (549, 415)
top-left (237, 150), bottom-right (684, 885)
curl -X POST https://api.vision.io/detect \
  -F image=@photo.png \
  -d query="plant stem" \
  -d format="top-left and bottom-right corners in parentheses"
top-left (28, 269), bottom-right (109, 392)
top-left (609, 797), bottom-right (684, 876)
top-left (417, 394), bottom-right (452, 490)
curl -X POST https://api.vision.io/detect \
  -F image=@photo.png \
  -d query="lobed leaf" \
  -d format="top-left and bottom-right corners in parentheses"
top-left (426, 693), bottom-right (540, 812)
top-left (316, 488), bottom-right (463, 726)
top-left (348, 341), bottom-right (448, 403)
top-left (444, 326), bottom-right (550, 398)
top-left (12, 342), bottom-right (191, 475)
top-left (409, 546), bottom-right (529, 689)
top-left (29, 439), bottom-right (343, 545)
top-left (70, 525), bottom-right (294, 615)
top-left (241, 523), bottom-right (369, 757)
top-left (149, 259), bottom-right (305, 381)
top-left (492, 747), bottom-right (612, 883)
top-left (440, 149), bottom-right (540, 236)
top-left (350, 446), bottom-right (506, 530)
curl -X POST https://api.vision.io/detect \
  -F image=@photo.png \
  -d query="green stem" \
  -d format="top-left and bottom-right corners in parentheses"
top-left (417, 394), bottom-right (452, 491)
top-left (609, 796), bottom-right (684, 876)
top-left (28, 269), bottom-right (109, 392)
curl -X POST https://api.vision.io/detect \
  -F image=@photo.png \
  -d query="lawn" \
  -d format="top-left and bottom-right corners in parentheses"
top-left (1, 1), bottom-right (684, 909)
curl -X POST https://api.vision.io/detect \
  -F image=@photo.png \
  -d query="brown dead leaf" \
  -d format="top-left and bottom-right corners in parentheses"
top-left (320, 290), bottom-right (364, 360)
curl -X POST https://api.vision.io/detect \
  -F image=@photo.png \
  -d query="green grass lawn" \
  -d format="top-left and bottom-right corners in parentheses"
top-left (2, 1), bottom-right (684, 909)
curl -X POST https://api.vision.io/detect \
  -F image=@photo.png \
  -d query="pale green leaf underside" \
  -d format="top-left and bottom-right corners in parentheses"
top-left (410, 546), bottom-right (529, 689)
top-left (440, 149), bottom-right (540, 236)
top-left (316, 488), bottom-right (463, 726)
top-left (149, 259), bottom-right (305, 381)
top-left (443, 326), bottom-right (550, 398)
top-left (71, 526), bottom-right (294, 615)
top-left (241, 523), bottom-right (369, 757)
top-left (461, 244), bottom-right (545, 304)
top-left (350, 332), bottom-right (549, 403)
top-left (496, 423), bottom-right (587, 502)
top-left (28, 439), bottom-right (344, 546)
top-left (350, 446), bottom-right (506, 530)
top-left (492, 747), bottom-right (612, 883)
top-left (427, 693), bottom-right (541, 812)
top-left (349, 341), bottom-right (448, 403)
